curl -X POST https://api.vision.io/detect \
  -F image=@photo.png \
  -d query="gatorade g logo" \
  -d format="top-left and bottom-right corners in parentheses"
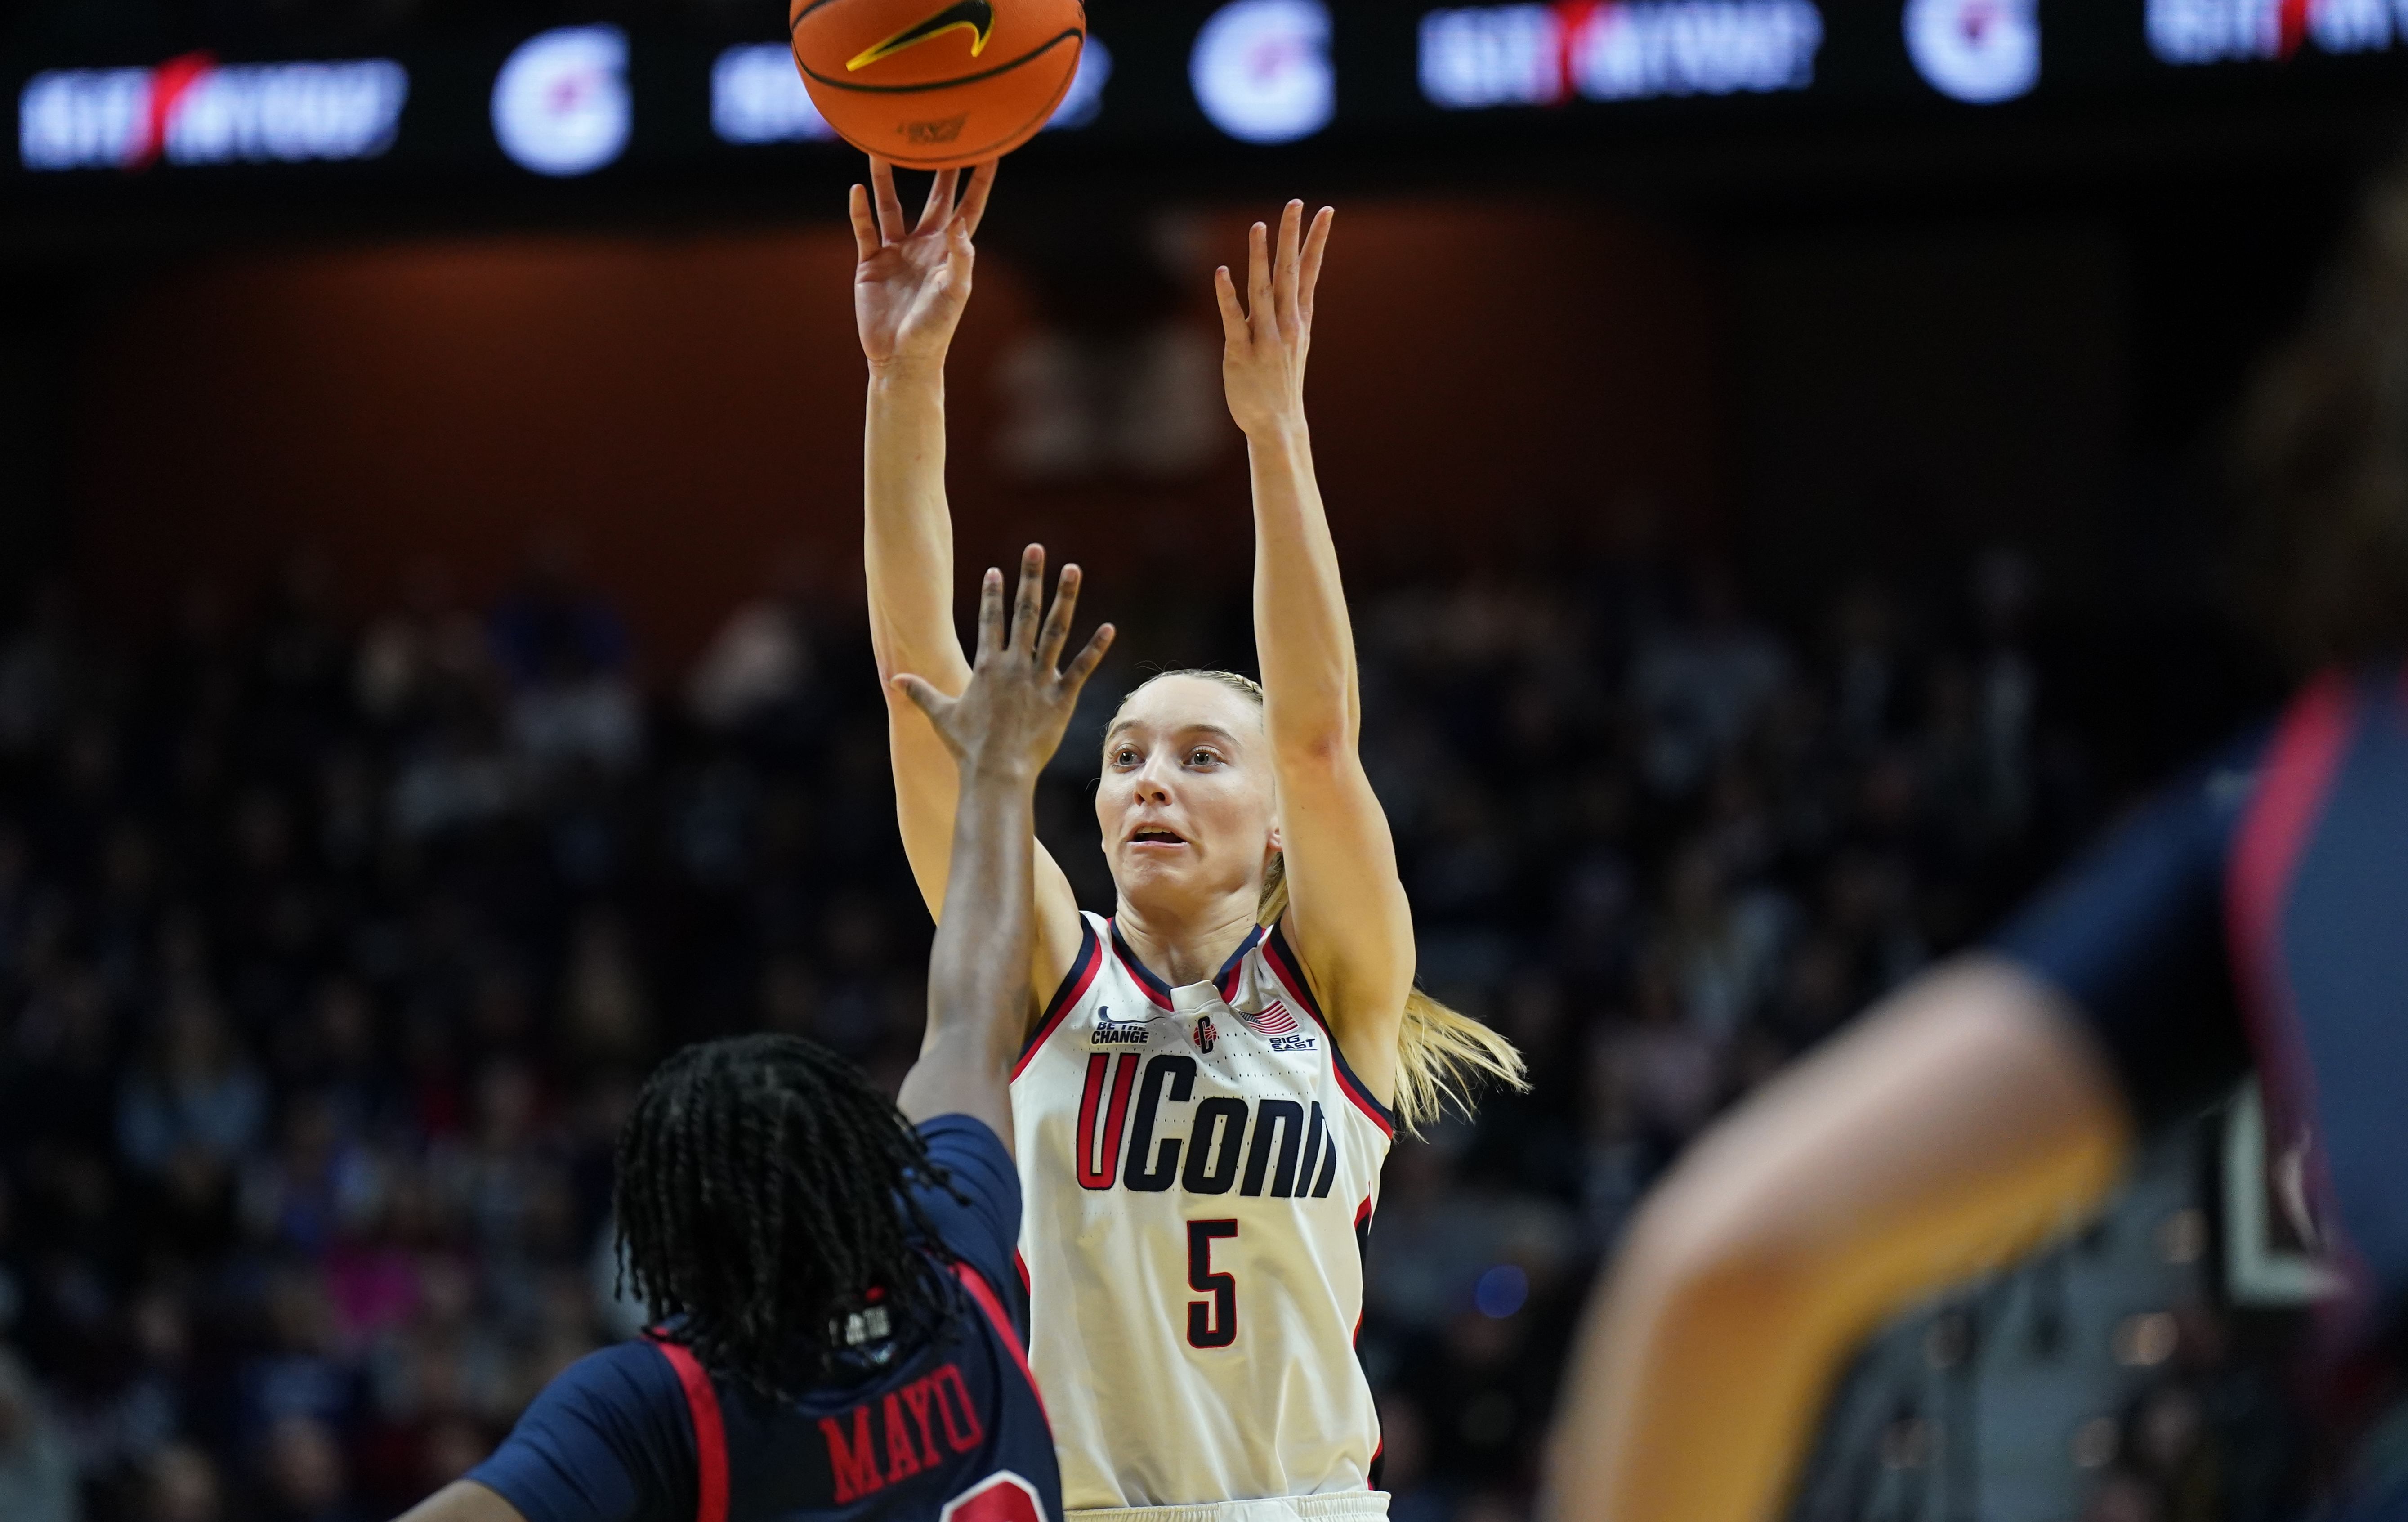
top-left (846, 0), bottom-right (995, 70)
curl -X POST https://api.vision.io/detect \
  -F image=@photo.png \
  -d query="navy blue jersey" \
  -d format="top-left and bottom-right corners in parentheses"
top-left (466, 1115), bottom-right (1059, 1522)
top-left (1993, 665), bottom-right (2408, 1331)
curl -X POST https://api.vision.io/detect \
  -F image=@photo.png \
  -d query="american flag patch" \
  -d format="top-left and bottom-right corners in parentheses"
top-left (1241, 1000), bottom-right (1299, 1035)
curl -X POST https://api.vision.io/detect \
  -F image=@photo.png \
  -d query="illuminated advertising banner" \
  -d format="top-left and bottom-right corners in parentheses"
top-left (20, 54), bottom-right (407, 170)
top-left (2147, 0), bottom-right (2408, 63)
top-left (1419, 1), bottom-right (1826, 110)
top-left (5, 1), bottom-right (2405, 197)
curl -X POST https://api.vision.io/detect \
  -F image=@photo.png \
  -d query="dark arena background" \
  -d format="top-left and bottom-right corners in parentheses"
top-left (0, 2), bottom-right (2403, 1519)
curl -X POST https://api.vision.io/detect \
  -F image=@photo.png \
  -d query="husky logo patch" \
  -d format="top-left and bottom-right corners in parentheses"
top-left (1191, 1016), bottom-right (1218, 1055)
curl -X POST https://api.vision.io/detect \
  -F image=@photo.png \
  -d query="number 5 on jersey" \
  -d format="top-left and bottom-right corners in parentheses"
top-left (1186, 1220), bottom-right (1238, 1348)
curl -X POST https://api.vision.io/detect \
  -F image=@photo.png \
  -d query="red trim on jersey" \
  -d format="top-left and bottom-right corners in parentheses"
top-left (2227, 670), bottom-right (2359, 1295)
top-left (1014, 920), bottom-right (1103, 1081)
top-left (1014, 1249), bottom-right (1030, 1293)
top-left (651, 1338), bottom-right (730, 1522)
top-left (1106, 920), bottom-right (1178, 1010)
top-left (954, 1262), bottom-right (1049, 1425)
top-left (1263, 930), bottom-right (1397, 1136)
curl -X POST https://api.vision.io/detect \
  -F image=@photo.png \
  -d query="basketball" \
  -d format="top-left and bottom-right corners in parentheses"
top-left (790, 0), bottom-right (1086, 170)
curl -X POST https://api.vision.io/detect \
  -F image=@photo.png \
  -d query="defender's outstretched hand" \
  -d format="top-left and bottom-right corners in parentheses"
top-left (893, 546), bottom-right (1112, 1144)
top-left (1215, 198), bottom-right (1335, 437)
top-left (892, 546), bottom-right (1114, 779)
top-left (851, 156), bottom-right (998, 373)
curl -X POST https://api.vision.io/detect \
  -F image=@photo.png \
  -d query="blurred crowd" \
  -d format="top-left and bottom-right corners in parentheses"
top-left (0, 538), bottom-right (2234, 1522)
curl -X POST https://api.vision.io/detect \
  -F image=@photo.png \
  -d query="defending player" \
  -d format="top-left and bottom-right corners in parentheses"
top-left (851, 161), bottom-right (1523, 1517)
top-left (1546, 163), bottom-right (2408, 1522)
top-left (393, 551), bottom-right (1113, 1522)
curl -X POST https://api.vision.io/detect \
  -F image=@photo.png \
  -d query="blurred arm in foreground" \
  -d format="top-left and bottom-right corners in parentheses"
top-left (1546, 956), bottom-right (2133, 1522)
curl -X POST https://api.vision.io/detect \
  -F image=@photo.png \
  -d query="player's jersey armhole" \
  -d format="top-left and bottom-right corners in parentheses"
top-left (1262, 923), bottom-right (1398, 1137)
top-left (1015, 916), bottom-right (1103, 1079)
top-left (648, 1337), bottom-right (730, 1522)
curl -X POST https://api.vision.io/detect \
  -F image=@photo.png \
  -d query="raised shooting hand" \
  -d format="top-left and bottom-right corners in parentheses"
top-left (850, 156), bottom-right (998, 374)
top-left (891, 546), bottom-right (1114, 780)
top-left (1214, 198), bottom-right (1334, 437)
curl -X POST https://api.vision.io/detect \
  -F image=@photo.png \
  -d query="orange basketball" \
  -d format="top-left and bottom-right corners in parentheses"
top-left (790, 0), bottom-right (1086, 170)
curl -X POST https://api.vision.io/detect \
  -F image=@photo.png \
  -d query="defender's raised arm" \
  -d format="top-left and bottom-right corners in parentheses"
top-left (891, 547), bottom-right (1113, 1143)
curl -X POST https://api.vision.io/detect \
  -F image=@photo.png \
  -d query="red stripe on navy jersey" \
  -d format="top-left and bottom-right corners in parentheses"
top-left (2226, 671), bottom-right (2361, 1305)
top-left (2228, 676), bottom-right (2353, 1152)
top-left (954, 1263), bottom-right (1049, 1426)
top-left (651, 1338), bottom-right (730, 1522)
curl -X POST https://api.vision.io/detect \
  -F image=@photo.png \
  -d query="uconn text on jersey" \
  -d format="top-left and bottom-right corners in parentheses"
top-left (1073, 1052), bottom-right (1345, 1198)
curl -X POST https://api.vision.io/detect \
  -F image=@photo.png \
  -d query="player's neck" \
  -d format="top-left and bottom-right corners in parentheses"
top-left (1111, 895), bottom-right (1261, 989)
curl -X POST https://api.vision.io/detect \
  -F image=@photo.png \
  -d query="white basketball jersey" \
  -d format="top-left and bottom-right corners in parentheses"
top-left (1010, 912), bottom-right (1395, 1511)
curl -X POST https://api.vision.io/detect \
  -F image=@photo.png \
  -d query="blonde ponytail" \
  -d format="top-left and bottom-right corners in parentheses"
top-left (1123, 668), bottom-right (1529, 1133)
top-left (1255, 853), bottom-right (1528, 1134)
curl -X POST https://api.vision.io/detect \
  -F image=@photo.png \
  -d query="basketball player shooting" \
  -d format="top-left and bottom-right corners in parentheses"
top-left (1546, 162), bottom-right (2408, 1522)
top-left (852, 161), bottom-right (1523, 1520)
top-left (391, 553), bottom-right (1112, 1522)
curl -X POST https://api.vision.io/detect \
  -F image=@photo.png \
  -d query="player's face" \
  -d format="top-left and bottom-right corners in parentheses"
top-left (1097, 677), bottom-right (1279, 917)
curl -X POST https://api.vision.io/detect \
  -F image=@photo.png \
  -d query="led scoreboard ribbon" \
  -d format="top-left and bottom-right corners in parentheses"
top-left (8, 1), bottom-right (2407, 184)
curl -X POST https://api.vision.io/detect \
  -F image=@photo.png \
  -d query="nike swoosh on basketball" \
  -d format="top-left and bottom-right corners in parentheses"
top-left (846, 0), bottom-right (995, 71)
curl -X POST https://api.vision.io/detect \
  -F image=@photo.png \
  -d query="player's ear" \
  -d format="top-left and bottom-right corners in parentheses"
top-left (1265, 821), bottom-right (1284, 855)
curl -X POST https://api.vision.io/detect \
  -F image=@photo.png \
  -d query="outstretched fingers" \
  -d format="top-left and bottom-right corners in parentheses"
top-left (1062, 622), bottom-right (1116, 696)
top-left (974, 567), bottom-right (1007, 660)
top-left (915, 167), bottom-right (961, 235)
top-left (1273, 201), bottom-right (1304, 336)
top-left (1010, 546), bottom-right (1046, 655)
top-left (869, 157), bottom-right (906, 243)
top-left (890, 672), bottom-right (953, 725)
top-left (1247, 221), bottom-right (1276, 341)
top-left (848, 183), bottom-right (880, 262)
top-left (1298, 206), bottom-right (1334, 326)
top-left (1036, 565), bottom-right (1082, 672)
top-left (956, 160), bottom-right (999, 239)
top-left (1213, 265), bottom-right (1248, 345)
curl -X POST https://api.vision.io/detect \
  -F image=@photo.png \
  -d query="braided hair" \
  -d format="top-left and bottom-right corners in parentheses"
top-left (613, 1034), bottom-right (960, 1398)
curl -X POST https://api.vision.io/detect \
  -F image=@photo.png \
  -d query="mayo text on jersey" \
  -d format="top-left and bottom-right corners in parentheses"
top-left (820, 1362), bottom-right (988, 1504)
